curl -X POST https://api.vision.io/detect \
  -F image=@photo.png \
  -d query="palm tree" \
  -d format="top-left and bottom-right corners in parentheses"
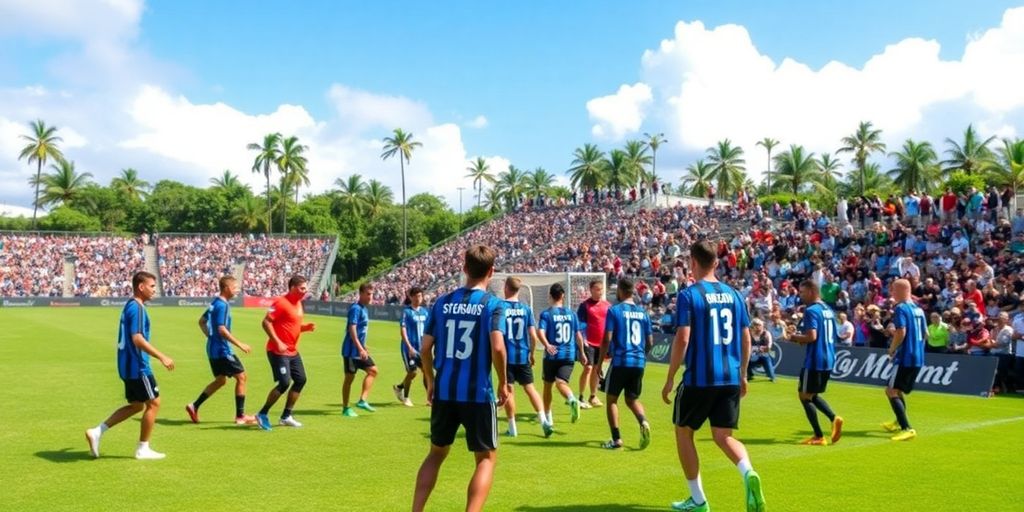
top-left (110, 168), bottom-right (150, 201)
top-left (333, 174), bottom-right (368, 216)
top-left (756, 138), bottom-right (779, 192)
top-left (39, 160), bottom-right (93, 208)
top-left (230, 196), bottom-right (267, 232)
top-left (525, 167), bottom-right (555, 200)
top-left (269, 179), bottom-right (295, 231)
top-left (772, 145), bottom-right (820, 195)
top-left (210, 170), bottom-right (250, 196)
top-left (482, 187), bottom-right (503, 213)
top-left (680, 160), bottom-right (714, 197)
top-left (247, 132), bottom-right (282, 233)
top-left (605, 149), bottom-right (635, 193)
top-left (643, 132), bottom-right (666, 184)
top-left (275, 135), bottom-right (308, 233)
top-left (18, 120), bottom-right (65, 228)
top-left (986, 138), bottom-right (1024, 210)
top-left (465, 157), bottom-right (495, 209)
top-left (888, 139), bottom-right (939, 194)
top-left (838, 121), bottom-right (886, 195)
top-left (496, 165), bottom-right (528, 209)
top-left (567, 143), bottom-right (607, 192)
top-left (816, 152), bottom-right (844, 191)
top-left (705, 139), bottom-right (746, 198)
top-left (942, 124), bottom-right (996, 175)
top-left (623, 140), bottom-right (652, 188)
top-left (381, 128), bottom-right (422, 257)
top-left (364, 179), bottom-right (394, 218)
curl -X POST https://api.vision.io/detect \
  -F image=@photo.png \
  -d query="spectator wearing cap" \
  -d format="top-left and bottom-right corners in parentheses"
top-left (965, 318), bottom-right (990, 355)
top-left (747, 318), bottom-right (776, 382)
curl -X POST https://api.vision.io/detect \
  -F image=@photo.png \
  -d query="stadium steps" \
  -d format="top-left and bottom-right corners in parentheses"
top-left (61, 258), bottom-right (75, 297)
top-left (143, 245), bottom-right (163, 297)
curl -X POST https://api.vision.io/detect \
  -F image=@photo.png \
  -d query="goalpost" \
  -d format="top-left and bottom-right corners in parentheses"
top-left (488, 272), bottom-right (607, 320)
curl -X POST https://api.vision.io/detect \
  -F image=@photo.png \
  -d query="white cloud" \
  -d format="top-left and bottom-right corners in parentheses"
top-left (586, 82), bottom-right (653, 140)
top-left (326, 84), bottom-right (433, 133)
top-left (589, 7), bottom-right (1024, 180)
top-left (0, 0), bottom-right (142, 41)
top-left (465, 115), bottom-right (489, 129)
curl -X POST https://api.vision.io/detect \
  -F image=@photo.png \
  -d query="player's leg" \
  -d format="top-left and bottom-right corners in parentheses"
top-left (279, 355), bottom-right (307, 426)
top-left (603, 390), bottom-right (622, 448)
top-left (670, 385), bottom-right (710, 511)
top-left (413, 400), bottom-right (459, 511)
top-left (86, 400), bottom-right (144, 458)
top-left (522, 383), bottom-right (544, 417)
top-left (257, 354), bottom-right (290, 430)
top-left (798, 369), bottom-right (826, 444)
top-left (578, 362), bottom-right (593, 406)
top-left (709, 387), bottom-right (765, 512)
top-left (135, 392), bottom-right (165, 460)
top-left (400, 367), bottom-right (418, 404)
top-left (589, 359), bottom-right (604, 406)
top-left (187, 374), bottom-right (226, 423)
top-left (886, 366), bottom-right (918, 440)
top-left (503, 392), bottom-right (517, 437)
top-left (342, 358), bottom-right (357, 415)
top-left (467, 450), bottom-right (498, 512)
top-left (464, 402), bottom-right (499, 512)
top-left (413, 444), bottom-right (450, 512)
top-left (554, 363), bottom-right (581, 423)
top-left (357, 362), bottom-right (378, 410)
top-left (541, 361), bottom-right (555, 427)
top-left (232, 372), bottom-right (255, 423)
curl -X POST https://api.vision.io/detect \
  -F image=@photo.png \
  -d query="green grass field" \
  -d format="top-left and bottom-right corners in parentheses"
top-left (1, 307), bottom-right (1021, 511)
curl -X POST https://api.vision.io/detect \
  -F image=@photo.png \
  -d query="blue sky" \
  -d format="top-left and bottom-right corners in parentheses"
top-left (1, 0), bottom-right (1022, 214)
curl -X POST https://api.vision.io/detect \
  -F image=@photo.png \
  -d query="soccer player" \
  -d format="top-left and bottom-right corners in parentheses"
top-left (412, 245), bottom-right (512, 512)
top-left (598, 278), bottom-right (653, 449)
top-left (393, 286), bottom-right (428, 407)
top-left (500, 277), bottom-right (545, 437)
top-left (254, 275), bottom-right (316, 430)
top-left (577, 279), bottom-right (610, 409)
top-left (538, 283), bottom-right (589, 432)
top-left (185, 276), bottom-right (256, 425)
top-left (342, 282), bottom-right (378, 417)
top-left (662, 241), bottom-right (765, 512)
top-left (85, 271), bottom-right (175, 460)
top-left (789, 280), bottom-right (844, 446)
top-left (882, 279), bottom-right (926, 441)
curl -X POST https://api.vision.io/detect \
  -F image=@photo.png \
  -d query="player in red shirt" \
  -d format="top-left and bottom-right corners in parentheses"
top-left (254, 275), bottom-right (316, 430)
top-left (576, 280), bottom-right (610, 408)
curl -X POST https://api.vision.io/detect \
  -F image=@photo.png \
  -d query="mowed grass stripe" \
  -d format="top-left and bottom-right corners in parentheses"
top-left (0, 308), bottom-right (1020, 511)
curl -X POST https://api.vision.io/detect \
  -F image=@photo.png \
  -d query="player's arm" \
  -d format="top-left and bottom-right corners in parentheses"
top-left (421, 333), bottom-right (435, 404)
top-left (663, 325), bottom-right (689, 404)
top-left (197, 312), bottom-right (210, 337)
top-left (888, 327), bottom-right (906, 358)
top-left (739, 327), bottom-right (751, 397)
top-left (491, 328), bottom-right (510, 406)
top-left (527, 326), bottom-right (539, 366)
top-left (538, 315), bottom-right (556, 355)
top-left (598, 328), bottom-right (612, 369)
top-left (219, 325), bottom-right (251, 354)
top-left (790, 314), bottom-right (818, 344)
top-left (400, 321), bottom-right (417, 356)
top-left (132, 332), bottom-right (174, 370)
top-left (575, 329), bottom-right (588, 366)
top-left (262, 314), bottom-right (287, 353)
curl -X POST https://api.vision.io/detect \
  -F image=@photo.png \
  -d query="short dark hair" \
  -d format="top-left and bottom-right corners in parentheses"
top-left (132, 271), bottom-right (156, 291)
top-left (589, 280), bottom-right (603, 289)
top-left (218, 275), bottom-right (236, 292)
top-left (617, 278), bottom-right (634, 297)
top-left (465, 245), bottom-right (497, 279)
top-left (549, 282), bottom-right (565, 301)
top-left (505, 277), bottom-right (522, 293)
top-left (358, 282), bottom-right (373, 293)
top-left (689, 240), bottom-right (717, 269)
top-left (407, 286), bottom-right (423, 297)
top-left (288, 275), bottom-right (308, 289)
top-left (799, 280), bottom-right (819, 292)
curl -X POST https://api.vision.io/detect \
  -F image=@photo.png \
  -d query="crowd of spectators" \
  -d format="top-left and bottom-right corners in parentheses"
top-left (243, 236), bottom-right (334, 297)
top-left (70, 236), bottom-right (146, 297)
top-left (0, 234), bottom-right (67, 297)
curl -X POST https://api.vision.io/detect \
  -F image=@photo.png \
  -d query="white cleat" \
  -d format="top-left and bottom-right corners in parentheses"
top-left (393, 385), bottom-right (405, 403)
top-left (135, 446), bottom-right (166, 460)
top-left (279, 416), bottom-right (303, 427)
top-left (85, 428), bottom-right (101, 458)
top-left (403, 398), bottom-right (414, 407)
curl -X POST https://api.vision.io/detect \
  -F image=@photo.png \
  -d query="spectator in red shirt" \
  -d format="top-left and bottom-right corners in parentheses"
top-left (941, 188), bottom-right (958, 223)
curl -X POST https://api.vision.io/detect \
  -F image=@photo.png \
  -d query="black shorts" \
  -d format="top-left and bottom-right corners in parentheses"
top-left (507, 364), bottom-right (535, 385)
top-left (581, 345), bottom-right (600, 365)
top-left (344, 356), bottom-right (377, 374)
top-left (267, 352), bottom-right (306, 385)
top-left (673, 384), bottom-right (740, 430)
top-left (542, 359), bottom-right (574, 383)
top-left (430, 400), bottom-right (498, 452)
top-left (209, 355), bottom-right (245, 377)
top-left (604, 365), bottom-right (644, 399)
top-left (124, 375), bottom-right (159, 403)
top-left (888, 365), bottom-right (921, 394)
top-left (799, 369), bottom-right (831, 394)
top-left (402, 353), bottom-right (422, 373)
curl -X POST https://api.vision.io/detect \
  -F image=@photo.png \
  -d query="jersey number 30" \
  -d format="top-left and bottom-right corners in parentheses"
top-left (709, 309), bottom-right (734, 345)
top-left (444, 320), bottom-right (475, 360)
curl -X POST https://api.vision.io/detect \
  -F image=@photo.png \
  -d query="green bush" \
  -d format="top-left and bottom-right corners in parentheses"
top-left (943, 171), bottom-right (986, 195)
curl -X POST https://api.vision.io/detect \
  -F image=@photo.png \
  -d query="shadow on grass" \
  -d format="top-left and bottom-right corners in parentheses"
top-left (512, 439), bottom-right (600, 448)
top-left (516, 504), bottom-right (664, 511)
top-left (35, 448), bottom-right (132, 463)
top-left (155, 418), bottom-right (193, 426)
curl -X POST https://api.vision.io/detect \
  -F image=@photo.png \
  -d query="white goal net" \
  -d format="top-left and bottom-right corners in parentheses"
top-left (487, 272), bottom-right (607, 321)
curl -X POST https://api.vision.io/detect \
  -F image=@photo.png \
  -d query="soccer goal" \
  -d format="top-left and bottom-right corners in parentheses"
top-left (488, 272), bottom-right (607, 321)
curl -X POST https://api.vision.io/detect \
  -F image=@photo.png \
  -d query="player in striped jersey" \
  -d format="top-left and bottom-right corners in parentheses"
top-left (85, 271), bottom-right (175, 460)
top-left (413, 245), bottom-right (511, 512)
top-left (789, 280), bottom-right (844, 446)
top-left (538, 283), bottom-right (589, 431)
top-left (882, 279), bottom-right (927, 441)
top-left (598, 278), bottom-right (653, 449)
top-left (393, 286), bottom-right (428, 407)
top-left (662, 241), bottom-right (765, 512)
top-left (499, 277), bottom-right (545, 437)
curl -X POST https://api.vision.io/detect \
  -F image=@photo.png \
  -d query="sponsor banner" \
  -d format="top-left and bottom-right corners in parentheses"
top-left (297, 300), bottom-right (401, 321)
top-left (244, 296), bottom-right (276, 309)
top-left (0, 296), bottom-right (242, 307)
top-left (773, 341), bottom-right (996, 397)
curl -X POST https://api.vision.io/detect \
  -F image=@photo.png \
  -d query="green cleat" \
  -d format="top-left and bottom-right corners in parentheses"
top-left (542, 422), bottom-right (554, 438)
top-left (639, 421), bottom-right (651, 450)
top-left (356, 400), bottom-right (376, 412)
top-left (342, 407), bottom-right (358, 418)
top-left (569, 399), bottom-right (581, 424)
top-left (744, 469), bottom-right (766, 512)
top-left (670, 497), bottom-right (710, 511)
